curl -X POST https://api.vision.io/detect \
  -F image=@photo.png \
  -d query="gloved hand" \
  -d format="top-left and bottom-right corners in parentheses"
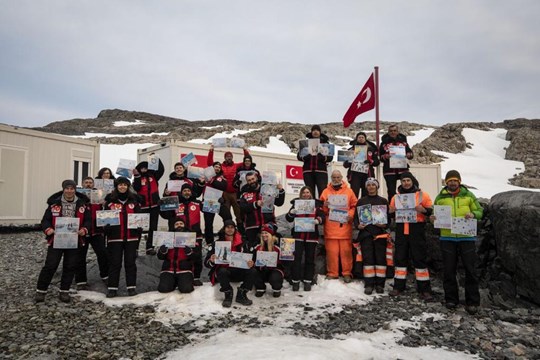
top-left (159, 245), bottom-right (168, 254)
top-left (184, 247), bottom-right (193, 256)
top-left (363, 160), bottom-right (370, 164)
top-left (289, 209), bottom-right (297, 215)
top-left (218, 197), bottom-right (225, 204)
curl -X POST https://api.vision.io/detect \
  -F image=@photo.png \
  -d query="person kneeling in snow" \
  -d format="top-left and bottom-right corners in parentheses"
top-left (253, 224), bottom-right (284, 298)
top-left (157, 217), bottom-right (197, 294)
top-left (204, 220), bottom-right (257, 307)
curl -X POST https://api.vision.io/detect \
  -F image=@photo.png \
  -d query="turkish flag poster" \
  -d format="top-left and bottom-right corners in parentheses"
top-left (285, 165), bottom-right (304, 194)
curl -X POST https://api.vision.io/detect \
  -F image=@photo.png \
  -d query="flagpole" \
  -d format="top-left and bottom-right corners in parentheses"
top-left (375, 66), bottom-right (380, 148)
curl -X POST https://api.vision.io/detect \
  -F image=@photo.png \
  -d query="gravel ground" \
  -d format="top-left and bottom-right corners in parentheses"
top-left (1, 231), bottom-right (539, 360)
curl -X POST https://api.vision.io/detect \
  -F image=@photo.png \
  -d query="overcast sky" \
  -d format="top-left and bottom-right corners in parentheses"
top-left (1, 1), bottom-right (539, 128)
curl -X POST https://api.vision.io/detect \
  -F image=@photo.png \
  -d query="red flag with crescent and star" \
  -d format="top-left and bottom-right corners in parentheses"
top-left (342, 73), bottom-right (376, 128)
top-left (285, 165), bottom-right (303, 180)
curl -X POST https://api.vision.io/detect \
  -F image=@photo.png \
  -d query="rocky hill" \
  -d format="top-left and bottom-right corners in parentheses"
top-left (31, 109), bottom-right (539, 188)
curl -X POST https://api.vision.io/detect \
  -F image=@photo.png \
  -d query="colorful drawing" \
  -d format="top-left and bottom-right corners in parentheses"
top-left (229, 137), bottom-right (245, 148)
top-left (395, 194), bottom-right (416, 210)
top-left (337, 150), bottom-right (354, 162)
top-left (174, 232), bottom-right (197, 247)
top-left (147, 153), bottom-right (159, 171)
top-left (294, 199), bottom-right (315, 215)
top-left (229, 251), bottom-right (252, 269)
top-left (434, 205), bottom-right (452, 229)
top-left (159, 196), bottom-right (180, 211)
top-left (96, 210), bottom-right (121, 226)
top-left (214, 241), bottom-right (231, 264)
top-left (451, 217), bottom-right (477, 236)
top-left (212, 138), bottom-right (228, 148)
top-left (371, 205), bottom-right (388, 225)
top-left (329, 209), bottom-right (349, 223)
top-left (181, 152), bottom-right (198, 167)
top-left (357, 204), bottom-right (372, 225)
top-left (395, 209), bottom-right (417, 223)
top-left (279, 238), bottom-right (295, 261)
top-left (255, 251), bottom-right (278, 267)
top-left (127, 213), bottom-right (150, 230)
top-left (152, 231), bottom-right (174, 247)
top-left (294, 218), bottom-right (315, 232)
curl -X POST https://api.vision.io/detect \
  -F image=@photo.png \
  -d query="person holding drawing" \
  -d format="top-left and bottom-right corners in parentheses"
top-left (379, 124), bottom-right (413, 201)
top-left (430, 170), bottom-right (483, 314)
top-left (202, 161), bottom-right (230, 245)
top-left (75, 176), bottom-right (109, 290)
top-left (285, 185), bottom-right (325, 291)
top-left (35, 180), bottom-right (91, 303)
top-left (207, 144), bottom-right (250, 227)
top-left (204, 220), bottom-right (257, 307)
top-left (353, 178), bottom-right (389, 295)
top-left (388, 172), bottom-right (433, 301)
top-left (253, 224), bottom-right (284, 298)
top-left (320, 170), bottom-right (358, 283)
top-left (343, 132), bottom-right (380, 198)
top-left (103, 177), bottom-right (142, 298)
top-left (157, 217), bottom-right (197, 294)
top-left (133, 157), bottom-right (165, 255)
top-left (297, 125), bottom-right (333, 198)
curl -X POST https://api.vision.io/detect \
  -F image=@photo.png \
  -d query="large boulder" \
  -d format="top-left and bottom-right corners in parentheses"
top-left (487, 190), bottom-right (540, 305)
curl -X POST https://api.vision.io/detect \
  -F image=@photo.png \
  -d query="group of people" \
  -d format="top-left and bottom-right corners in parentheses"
top-left (35, 124), bottom-right (483, 314)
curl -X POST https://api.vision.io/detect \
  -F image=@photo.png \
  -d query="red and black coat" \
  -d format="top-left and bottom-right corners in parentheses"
top-left (207, 148), bottom-right (250, 193)
top-left (103, 192), bottom-right (142, 242)
top-left (133, 159), bottom-right (165, 209)
top-left (41, 191), bottom-right (91, 248)
top-left (285, 198), bottom-right (325, 243)
top-left (232, 165), bottom-right (261, 193)
top-left (204, 231), bottom-right (245, 285)
top-left (343, 139), bottom-right (380, 179)
top-left (239, 186), bottom-right (286, 231)
top-left (203, 173), bottom-right (227, 197)
top-left (379, 133), bottom-right (413, 176)
top-left (254, 243), bottom-right (285, 276)
top-left (163, 171), bottom-right (204, 199)
top-left (297, 132), bottom-right (333, 173)
top-left (157, 229), bottom-right (197, 274)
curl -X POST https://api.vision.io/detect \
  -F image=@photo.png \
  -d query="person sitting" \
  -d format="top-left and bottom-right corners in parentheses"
top-left (157, 217), bottom-right (197, 294)
top-left (253, 224), bottom-right (284, 298)
top-left (204, 220), bottom-right (257, 307)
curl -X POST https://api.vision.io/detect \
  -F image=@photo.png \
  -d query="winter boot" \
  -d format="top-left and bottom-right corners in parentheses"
top-left (222, 289), bottom-right (233, 308)
top-left (364, 286), bottom-right (374, 295)
top-left (128, 288), bottom-right (137, 296)
top-left (106, 289), bottom-right (118, 298)
top-left (193, 278), bottom-right (203, 287)
top-left (292, 282), bottom-right (300, 292)
top-left (35, 292), bottom-right (46, 303)
top-left (255, 289), bottom-right (266, 297)
top-left (272, 290), bottom-right (281, 298)
top-left (58, 292), bottom-right (71, 303)
top-left (235, 287), bottom-right (253, 306)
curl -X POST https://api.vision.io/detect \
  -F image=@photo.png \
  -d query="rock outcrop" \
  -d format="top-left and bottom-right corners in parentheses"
top-left (486, 190), bottom-right (540, 306)
top-left (504, 119), bottom-right (540, 188)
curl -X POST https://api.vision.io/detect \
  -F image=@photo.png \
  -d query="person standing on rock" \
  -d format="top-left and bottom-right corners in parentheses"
top-left (207, 144), bottom-right (250, 228)
top-left (75, 176), bottom-right (109, 290)
top-left (343, 132), bottom-right (380, 198)
top-left (379, 125), bottom-right (413, 201)
top-left (388, 172), bottom-right (434, 301)
top-left (35, 180), bottom-right (91, 303)
top-left (353, 178), bottom-right (390, 294)
top-left (430, 170), bottom-right (483, 314)
top-left (133, 157), bottom-right (165, 256)
top-left (320, 170), bottom-right (358, 283)
top-left (297, 125), bottom-right (333, 198)
top-left (103, 177), bottom-right (142, 298)
top-left (285, 185), bottom-right (325, 291)
top-left (204, 220), bottom-right (257, 307)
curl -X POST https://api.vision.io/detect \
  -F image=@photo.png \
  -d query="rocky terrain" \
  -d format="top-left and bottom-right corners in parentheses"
top-left (30, 109), bottom-right (539, 189)
top-left (1, 229), bottom-right (539, 360)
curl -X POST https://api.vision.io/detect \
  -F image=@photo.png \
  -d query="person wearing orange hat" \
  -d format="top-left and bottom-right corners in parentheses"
top-left (431, 170), bottom-right (483, 314)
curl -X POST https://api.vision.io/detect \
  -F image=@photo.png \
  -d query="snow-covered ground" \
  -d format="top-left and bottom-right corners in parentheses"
top-left (77, 276), bottom-right (476, 360)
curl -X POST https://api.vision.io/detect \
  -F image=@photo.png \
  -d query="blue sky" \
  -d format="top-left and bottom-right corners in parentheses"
top-left (1, 1), bottom-right (539, 127)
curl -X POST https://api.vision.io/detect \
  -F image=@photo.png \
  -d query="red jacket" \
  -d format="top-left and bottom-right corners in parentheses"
top-left (207, 149), bottom-right (250, 193)
top-left (204, 231), bottom-right (244, 284)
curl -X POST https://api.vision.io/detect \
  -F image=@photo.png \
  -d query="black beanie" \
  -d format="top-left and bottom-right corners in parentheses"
top-left (181, 183), bottom-right (193, 192)
top-left (311, 125), bottom-right (321, 132)
top-left (62, 180), bottom-right (77, 189)
top-left (115, 177), bottom-right (131, 187)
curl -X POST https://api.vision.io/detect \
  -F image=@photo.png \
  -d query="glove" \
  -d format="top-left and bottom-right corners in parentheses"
top-left (363, 160), bottom-right (370, 164)
top-left (289, 209), bottom-right (297, 215)
top-left (218, 197), bottom-right (225, 204)
top-left (314, 219), bottom-right (320, 225)
top-left (159, 245), bottom-right (168, 254)
top-left (184, 247), bottom-right (193, 256)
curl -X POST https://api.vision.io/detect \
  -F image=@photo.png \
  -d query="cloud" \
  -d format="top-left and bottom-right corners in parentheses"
top-left (1, 0), bottom-right (539, 127)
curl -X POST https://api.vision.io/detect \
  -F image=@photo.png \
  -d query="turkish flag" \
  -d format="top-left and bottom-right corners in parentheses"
top-left (285, 165), bottom-right (303, 180)
top-left (342, 73), bottom-right (376, 128)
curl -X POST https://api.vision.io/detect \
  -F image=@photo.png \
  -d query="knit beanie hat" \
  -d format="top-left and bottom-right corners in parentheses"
top-left (365, 177), bottom-right (379, 189)
top-left (223, 219), bottom-right (236, 228)
top-left (311, 125), bottom-right (321, 132)
top-left (181, 183), bottom-right (193, 192)
top-left (224, 151), bottom-right (233, 159)
top-left (261, 223), bottom-right (276, 235)
top-left (445, 170), bottom-right (462, 184)
top-left (62, 180), bottom-right (77, 189)
top-left (115, 177), bottom-right (131, 187)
